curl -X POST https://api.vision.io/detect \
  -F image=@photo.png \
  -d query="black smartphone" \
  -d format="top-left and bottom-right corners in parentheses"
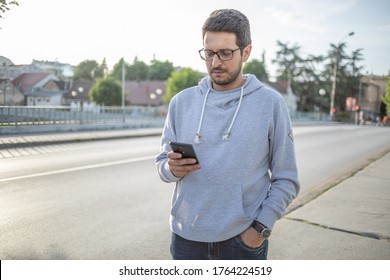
top-left (169, 141), bottom-right (199, 164)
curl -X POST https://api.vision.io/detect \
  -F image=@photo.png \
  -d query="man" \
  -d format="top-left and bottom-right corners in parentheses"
top-left (156, 9), bottom-right (299, 260)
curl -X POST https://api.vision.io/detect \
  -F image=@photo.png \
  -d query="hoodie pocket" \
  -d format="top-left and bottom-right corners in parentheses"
top-left (171, 184), bottom-right (249, 236)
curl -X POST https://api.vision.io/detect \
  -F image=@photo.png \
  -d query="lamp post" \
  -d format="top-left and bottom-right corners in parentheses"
top-left (2, 80), bottom-right (7, 105)
top-left (319, 88), bottom-right (326, 121)
top-left (121, 58), bottom-right (126, 109)
top-left (329, 31), bottom-right (354, 119)
top-left (121, 58), bottom-right (126, 123)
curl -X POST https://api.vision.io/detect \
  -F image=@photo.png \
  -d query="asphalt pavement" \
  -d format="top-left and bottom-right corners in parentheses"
top-left (1, 128), bottom-right (389, 259)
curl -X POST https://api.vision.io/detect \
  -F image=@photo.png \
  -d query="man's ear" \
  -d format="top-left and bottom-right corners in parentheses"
top-left (242, 44), bottom-right (252, 62)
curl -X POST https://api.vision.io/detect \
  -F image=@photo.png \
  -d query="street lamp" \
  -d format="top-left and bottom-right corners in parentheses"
top-left (121, 58), bottom-right (126, 109)
top-left (319, 88), bottom-right (326, 121)
top-left (329, 31), bottom-right (354, 119)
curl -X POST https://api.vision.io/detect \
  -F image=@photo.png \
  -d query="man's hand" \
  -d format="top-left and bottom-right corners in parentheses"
top-left (167, 151), bottom-right (201, 178)
top-left (240, 226), bottom-right (265, 248)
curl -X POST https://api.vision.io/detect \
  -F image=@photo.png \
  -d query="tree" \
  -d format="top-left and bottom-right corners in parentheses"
top-left (74, 59), bottom-right (105, 80)
top-left (0, 0), bottom-right (18, 22)
top-left (110, 58), bottom-right (127, 81)
top-left (344, 48), bottom-right (364, 103)
top-left (272, 41), bottom-right (324, 111)
top-left (323, 43), bottom-right (364, 113)
top-left (95, 58), bottom-right (108, 78)
top-left (148, 59), bottom-right (174, 80)
top-left (127, 57), bottom-right (148, 80)
top-left (243, 51), bottom-right (269, 81)
top-left (165, 68), bottom-right (204, 104)
top-left (89, 77), bottom-right (122, 106)
top-left (272, 41), bottom-right (304, 81)
top-left (382, 74), bottom-right (390, 116)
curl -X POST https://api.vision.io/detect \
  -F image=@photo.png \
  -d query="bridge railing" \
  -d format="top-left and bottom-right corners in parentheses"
top-left (0, 105), bottom-right (167, 127)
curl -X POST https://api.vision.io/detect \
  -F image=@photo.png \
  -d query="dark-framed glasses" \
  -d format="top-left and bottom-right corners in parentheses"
top-left (198, 47), bottom-right (241, 61)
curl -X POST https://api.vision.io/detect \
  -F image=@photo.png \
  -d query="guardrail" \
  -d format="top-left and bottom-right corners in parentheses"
top-left (0, 105), bottom-right (166, 128)
top-left (1, 105), bottom-right (361, 135)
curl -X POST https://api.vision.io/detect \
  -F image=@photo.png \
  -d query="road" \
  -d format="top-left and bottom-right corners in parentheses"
top-left (0, 124), bottom-right (389, 259)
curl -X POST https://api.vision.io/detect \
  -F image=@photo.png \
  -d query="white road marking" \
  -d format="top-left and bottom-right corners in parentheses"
top-left (0, 155), bottom-right (155, 183)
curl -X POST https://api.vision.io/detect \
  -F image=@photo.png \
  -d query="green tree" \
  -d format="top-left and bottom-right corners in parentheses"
top-left (323, 43), bottom-right (364, 113)
top-left (89, 77), bottom-right (122, 106)
top-left (110, 58), bottom-right (127, 81)
top-left (74, 59), bottom-right (105, 80)
top-left (344, 48), bottom-right (364, 103)
top-left (382, 74), bottom-right (390, 116)
top-left (127, 57), bottom-right (148, 80)
top-left (148, 59), bottom-right (174, 80)
top-left (0, 0), bottom-right (18, 22)
top-left (272, 41), bottom-right (324, 111)
top-left (243, 51), bottom-right (269, 81)
top-left (95, 58), bottom-right (108, 78)
top-left (165, 68), bottom-right (203, 104)
top-left (272, 41), bottom-right (304, 81)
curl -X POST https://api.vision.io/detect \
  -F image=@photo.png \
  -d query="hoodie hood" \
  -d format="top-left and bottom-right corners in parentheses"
top-left (197, 74), bottom-right (264, 107)
top-left (194, 74), bottom-right (264, 143)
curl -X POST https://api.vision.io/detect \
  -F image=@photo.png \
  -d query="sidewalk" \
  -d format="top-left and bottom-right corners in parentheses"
top-left (269, 151), bottom-right (390, 259)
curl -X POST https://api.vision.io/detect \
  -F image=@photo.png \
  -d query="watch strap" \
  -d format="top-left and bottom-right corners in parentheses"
top-left (251, 221), bottom-right (271, 238)
top-left (251, 221), bottom-right (265, 232)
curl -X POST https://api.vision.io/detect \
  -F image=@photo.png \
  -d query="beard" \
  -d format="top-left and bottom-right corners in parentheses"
top-left (210, 61), bottom-right (243, 86)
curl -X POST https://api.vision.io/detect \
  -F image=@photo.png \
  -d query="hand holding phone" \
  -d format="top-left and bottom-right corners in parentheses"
top-left (169, 141), bottom-right (199, 164)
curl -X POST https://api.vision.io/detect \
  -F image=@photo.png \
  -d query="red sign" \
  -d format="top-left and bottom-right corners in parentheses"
top-left (345, 97), bottom-right (356, 111)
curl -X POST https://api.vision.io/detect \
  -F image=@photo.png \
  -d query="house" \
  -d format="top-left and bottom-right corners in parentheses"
top-left (63, 79), bottom-right (96, 111)
top-left (64, 79), bottom-right (167, 108)
top-left (0, 55), bottom-right (44, 80)
top-left (359, 75), bottom-right (388, 113)
top-left (32, 59), bottom-right (74, 79)
top-left (125, 80), bottom-right (166, 106)
top-left (264, 80), bottom-right (298, 113)
top-left (0, 77), bottom-right (25, 106)
top-left (12, 73), bottom-right (67, 106)
top-left (1, 74), bottom-right (26, 106)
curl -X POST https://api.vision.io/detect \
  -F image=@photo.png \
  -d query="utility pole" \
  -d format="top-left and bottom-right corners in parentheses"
top-left (121, 58), bottom-right (126, 123)
top-left (121, 58), bottom-right (126, 109)
top-left (329, 32), bottom-right (355, 119)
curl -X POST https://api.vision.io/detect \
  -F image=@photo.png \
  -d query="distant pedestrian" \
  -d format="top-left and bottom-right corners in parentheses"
top-left (156, 9), bottom-right (300, 260)
top-left (379, 101), bottom-right (388, 126)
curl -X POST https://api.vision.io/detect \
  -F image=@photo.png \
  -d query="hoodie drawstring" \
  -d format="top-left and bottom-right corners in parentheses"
top-left (194, 88), bottom-right (210, 144)
top-left (194, 86), bottom-right (244, 144)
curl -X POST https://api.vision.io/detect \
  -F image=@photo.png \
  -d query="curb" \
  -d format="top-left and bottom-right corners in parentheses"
top-left (0, 128), bottom-right (163, 150)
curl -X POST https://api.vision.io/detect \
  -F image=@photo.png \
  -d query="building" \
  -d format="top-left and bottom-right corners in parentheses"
top-left (264, 80), bottom-right (298, 113)
top-left (63, 79), bottom-right (96, 111)
top-left (125, 80), bottom-right (166, 106)
top-left (32, 59), bottom-right (74, 79)
top-left (359, 75), bottom-right (388, 113)
top-left (0, 77), bottom-right (24, 106)
top-left (12, 73), bottom-right (66, 106)
top-left (0, 56), bottom-right (44, 80)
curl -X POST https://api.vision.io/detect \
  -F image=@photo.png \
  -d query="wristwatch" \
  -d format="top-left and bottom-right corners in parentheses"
top-left (251, 221), bottom-right (271, 239)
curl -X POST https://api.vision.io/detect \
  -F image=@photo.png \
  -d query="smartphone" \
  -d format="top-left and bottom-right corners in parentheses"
top-left (169, 141), bottom-right (199, 164)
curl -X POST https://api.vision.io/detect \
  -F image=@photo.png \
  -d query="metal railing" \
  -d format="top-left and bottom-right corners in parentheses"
top-left (2, 106), bottom-right (359, 130)
top-left (0, 105), bottom-right (166, 127)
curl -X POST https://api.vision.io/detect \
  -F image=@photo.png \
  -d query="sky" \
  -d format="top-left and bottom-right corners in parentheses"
top-left (1, 0), bottom-right (389, 79)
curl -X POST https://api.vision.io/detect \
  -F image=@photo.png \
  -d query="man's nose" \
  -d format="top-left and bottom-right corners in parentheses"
top-left (211, 54), bottom-right (222, 67)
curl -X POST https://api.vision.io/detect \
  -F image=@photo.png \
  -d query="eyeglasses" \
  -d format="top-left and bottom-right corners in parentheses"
top-left (198, 47), bottom-right (242, 61)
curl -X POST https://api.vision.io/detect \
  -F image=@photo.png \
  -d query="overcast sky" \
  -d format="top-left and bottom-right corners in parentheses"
top-left (1, 0), bottom-right (389, 78)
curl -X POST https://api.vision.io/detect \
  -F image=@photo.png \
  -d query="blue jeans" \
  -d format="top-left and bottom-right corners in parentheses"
top-left (170, 232), bottom-right (268, 260)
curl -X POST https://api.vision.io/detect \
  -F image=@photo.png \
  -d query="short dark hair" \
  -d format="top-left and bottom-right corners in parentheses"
top-left (202, 9), bottom-right (252, 48)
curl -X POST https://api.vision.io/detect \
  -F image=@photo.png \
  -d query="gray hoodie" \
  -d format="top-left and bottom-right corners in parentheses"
top-left (156, 74), bottom-right (299, 242)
